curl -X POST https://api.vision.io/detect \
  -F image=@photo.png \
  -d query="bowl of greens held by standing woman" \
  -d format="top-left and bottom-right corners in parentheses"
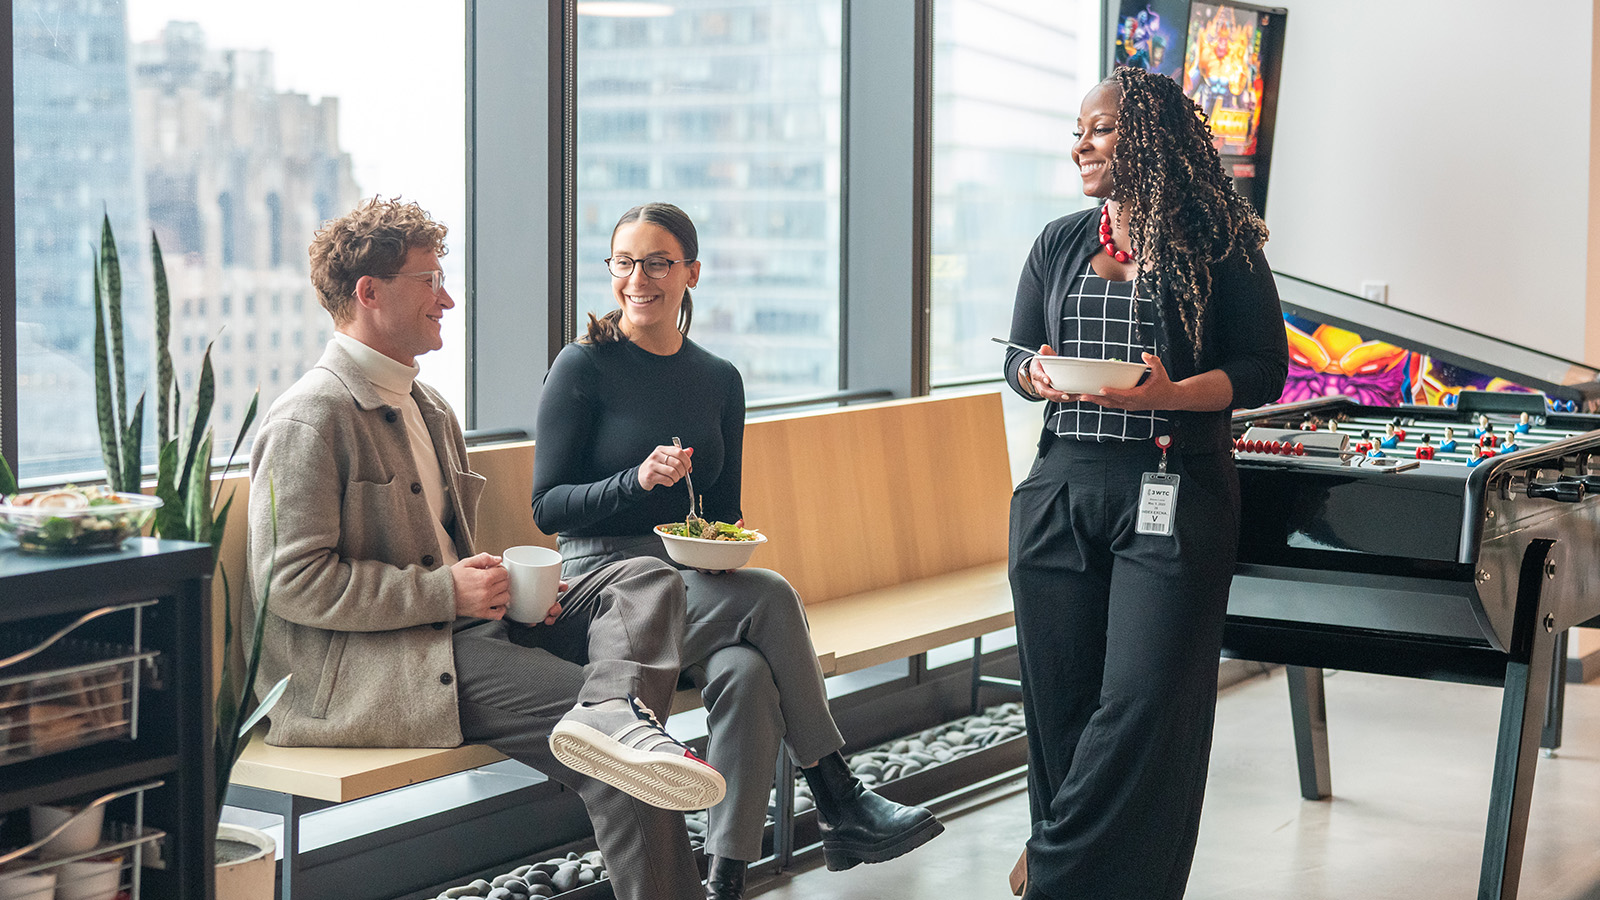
top-left (531, 203), bottom-right (943, 900)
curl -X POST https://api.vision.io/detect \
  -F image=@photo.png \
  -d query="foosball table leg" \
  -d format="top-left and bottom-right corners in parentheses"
top-left (1479, 539), bottom-right (1560, 900)
top-left (1540, 628), bottom-right (1569, 755)
top-left (1286, 665), bottom-right (1332, 801)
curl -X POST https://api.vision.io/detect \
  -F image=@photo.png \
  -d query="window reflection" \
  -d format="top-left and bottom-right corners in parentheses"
top-left (575, 0), bottom-right (843, 401)
top-left (13, 1), bottom-right (465, 479)
top-left (929, 0), bottom-right (1088, 389)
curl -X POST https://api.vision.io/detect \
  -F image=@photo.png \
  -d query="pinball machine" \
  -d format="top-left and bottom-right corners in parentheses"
top-left (1227, 275), bottom-right (1600, 900)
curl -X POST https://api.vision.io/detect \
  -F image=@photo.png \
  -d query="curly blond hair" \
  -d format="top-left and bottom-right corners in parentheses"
top-left (309, 196), bottom-right (449, 324)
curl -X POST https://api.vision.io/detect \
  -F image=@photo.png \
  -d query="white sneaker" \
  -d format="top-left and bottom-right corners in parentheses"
top-left (549, 695), bottom-right (726, 811)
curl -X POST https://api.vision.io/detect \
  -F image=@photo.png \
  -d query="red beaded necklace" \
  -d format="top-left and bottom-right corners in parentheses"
top-left (1098, 203), bottom-right (1134, 264)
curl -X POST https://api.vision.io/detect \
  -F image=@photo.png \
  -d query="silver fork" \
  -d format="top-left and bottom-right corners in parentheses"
top-left (671, 436), bottom-right (697, 521)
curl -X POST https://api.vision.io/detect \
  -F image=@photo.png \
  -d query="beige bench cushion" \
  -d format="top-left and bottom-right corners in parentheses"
top-left (806, 562), bottom-right (1013, 676)
top-left (233, 735), bottom-right (508, 803)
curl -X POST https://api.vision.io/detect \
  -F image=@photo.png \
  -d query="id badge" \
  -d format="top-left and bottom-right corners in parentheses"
top-left (1136, 472), bottom-right (1180, 536)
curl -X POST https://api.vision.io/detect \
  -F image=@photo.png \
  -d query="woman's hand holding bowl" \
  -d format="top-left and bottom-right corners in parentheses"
top-left (1028, 348), bottom-right (1178, 410)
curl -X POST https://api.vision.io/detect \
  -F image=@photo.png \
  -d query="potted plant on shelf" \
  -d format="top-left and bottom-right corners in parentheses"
top-left (88, 215), bottom-right (287, 898)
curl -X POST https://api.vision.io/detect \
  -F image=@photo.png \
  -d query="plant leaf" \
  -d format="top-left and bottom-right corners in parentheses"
top-left (213, 389), bottom-right (259, 492)
top-left (211, 494), bottom-right (232, 555)
top-left (185, 433), bottom-right (213, 543)
top-left (92, 260), bottom-right (123, 491)
top-left (214, 565), bottom-right (239, 814)
top-left (153, 439), bottom-right (185, 539)
top-left (152, 231), bottom-right (174, 447)
top-left (100, 215), bottom-right (127, 460)
top-left (177, 343), bottom-right (216, 500)
top-left (239, 675), bottom-right (290, 739)
top-left (121, 393), bottom-right (145, 494)
top-left (0, 453), bottom-right (16, 497)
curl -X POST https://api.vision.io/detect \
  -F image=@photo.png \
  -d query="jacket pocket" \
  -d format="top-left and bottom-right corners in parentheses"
top-left (309, 631), bottom-right (348, 719)
top-left (456, 470), bottom-right (487, 522)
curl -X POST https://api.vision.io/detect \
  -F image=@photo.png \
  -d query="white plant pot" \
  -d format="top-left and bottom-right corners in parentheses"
top-left (214, 823), bottom-right (275, 900)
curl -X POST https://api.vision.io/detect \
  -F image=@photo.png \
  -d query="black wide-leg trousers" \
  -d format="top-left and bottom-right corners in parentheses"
top-left (1008, 435), bottom-right (1239, 900)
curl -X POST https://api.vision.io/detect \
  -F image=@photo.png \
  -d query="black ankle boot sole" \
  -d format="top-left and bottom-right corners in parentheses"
top-left (820, 814), bottom-right (945, 871)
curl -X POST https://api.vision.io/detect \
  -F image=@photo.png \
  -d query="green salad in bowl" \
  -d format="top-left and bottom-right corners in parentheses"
top-left (0, 485), bottom-right (163, 554)
top-left (654, 515), bottom-right (767, 569)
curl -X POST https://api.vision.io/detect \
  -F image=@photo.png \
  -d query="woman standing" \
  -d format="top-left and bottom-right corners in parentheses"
top-left (1003, 68), bottom-right (1286, 900)
top-left (533, 203), bottom-right (943, 900)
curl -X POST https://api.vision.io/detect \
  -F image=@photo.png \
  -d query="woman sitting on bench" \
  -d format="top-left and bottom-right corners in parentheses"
top-left (532, 202), bottom-right (944, 900)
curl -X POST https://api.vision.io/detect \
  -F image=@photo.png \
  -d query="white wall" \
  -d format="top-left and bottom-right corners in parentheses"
top-left (1262, 0), bottom-right (1593, 362)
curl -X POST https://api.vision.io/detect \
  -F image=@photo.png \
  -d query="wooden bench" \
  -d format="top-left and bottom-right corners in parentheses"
top-left (219, 391), bottom-right (1018, 897)
top-left (739, 392), bottom-right (1015, 681)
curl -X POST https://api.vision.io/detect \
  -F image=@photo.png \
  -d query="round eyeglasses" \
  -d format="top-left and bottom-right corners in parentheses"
top-left (605, 256), bottom-right (695, 279)
top-left (376, 269), bottom-right (446, 294)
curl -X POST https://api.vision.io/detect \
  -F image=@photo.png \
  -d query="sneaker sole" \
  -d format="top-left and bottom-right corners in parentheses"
top-left (822, 814), bottom-right (946, 871)
top-left (549, 720), bottom-right (727, 811)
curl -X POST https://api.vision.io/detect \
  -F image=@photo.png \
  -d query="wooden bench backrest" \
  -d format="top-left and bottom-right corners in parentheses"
top-left (213, 393), bottom-right (1011, 673)
top-left (740, 391), bottom-right (1012, 606)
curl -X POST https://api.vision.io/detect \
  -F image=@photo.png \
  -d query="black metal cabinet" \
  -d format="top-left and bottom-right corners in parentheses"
top-left (0, 538), bottom-right (214, 900)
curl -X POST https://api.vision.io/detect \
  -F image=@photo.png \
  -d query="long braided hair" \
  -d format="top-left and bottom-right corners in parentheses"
top-left (1108, 66), bottom-right (1268, 367)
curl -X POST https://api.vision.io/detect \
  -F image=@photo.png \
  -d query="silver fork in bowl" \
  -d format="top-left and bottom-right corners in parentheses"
top-left (671, 436), bottom-right (697, 522)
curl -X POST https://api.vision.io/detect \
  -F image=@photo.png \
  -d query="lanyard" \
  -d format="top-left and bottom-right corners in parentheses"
top-left (1155, 433), bottom-right (1173, 474)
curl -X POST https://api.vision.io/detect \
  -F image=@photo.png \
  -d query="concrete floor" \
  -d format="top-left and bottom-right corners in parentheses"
top-left (750, 667), bottom-right (1600, 900)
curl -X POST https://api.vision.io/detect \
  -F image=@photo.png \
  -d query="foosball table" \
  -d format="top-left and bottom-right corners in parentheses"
top-left (1223, 390), bottom-right (1600, 900)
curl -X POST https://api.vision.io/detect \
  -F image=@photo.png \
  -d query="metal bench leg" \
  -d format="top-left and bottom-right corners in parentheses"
top-left (1479, 539), bottom-right (1560, 900)
top-left (772, 753), bottom-right (795, 872)
top-left (1286, 665), bottom-right (1331, 800)
top-left (1541, 628), bottom-right (1569, 754)
top-left (970, 637), bottom-right (983, 714)
top-left (226, 784), bottom-right (332, 900)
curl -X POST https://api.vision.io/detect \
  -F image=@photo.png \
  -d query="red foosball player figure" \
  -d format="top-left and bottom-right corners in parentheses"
top-left (1480, 431), bottom-right (1499, 448)
top-left (1415, 434), bottom-right (1435, 460)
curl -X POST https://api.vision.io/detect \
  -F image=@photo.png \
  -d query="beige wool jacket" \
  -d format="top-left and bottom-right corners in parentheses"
top-left (246, 341), bottom-right (486, 748)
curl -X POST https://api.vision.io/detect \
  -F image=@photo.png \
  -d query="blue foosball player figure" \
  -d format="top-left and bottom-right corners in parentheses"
top-left (1439, 427), bottom-right (1458, 454)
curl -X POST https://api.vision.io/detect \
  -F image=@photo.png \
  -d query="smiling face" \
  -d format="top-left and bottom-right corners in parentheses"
top-left (1073, 82), bottom-right (1122, 199)
top-left (357, 244), bottom-right (453, 366)
top-left (610, 220), bottom-right (700, 342)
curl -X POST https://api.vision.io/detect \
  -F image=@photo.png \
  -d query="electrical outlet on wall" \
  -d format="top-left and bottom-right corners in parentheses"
top-left (1360, 281), bottom-right (1389, 305)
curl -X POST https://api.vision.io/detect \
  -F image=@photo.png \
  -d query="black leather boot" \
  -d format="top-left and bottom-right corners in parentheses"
top-left (705, 855), bottom-right (746, 900)
top-left (800, 751), bottom-right (945, 871)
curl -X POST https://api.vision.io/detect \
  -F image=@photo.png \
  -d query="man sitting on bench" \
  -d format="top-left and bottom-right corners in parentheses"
top-left (246, 196), bottom-right (721, 900)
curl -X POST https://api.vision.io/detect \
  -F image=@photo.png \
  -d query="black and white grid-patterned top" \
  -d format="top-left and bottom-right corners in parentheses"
top-left (1047, 262), bottom-right (1170, 442)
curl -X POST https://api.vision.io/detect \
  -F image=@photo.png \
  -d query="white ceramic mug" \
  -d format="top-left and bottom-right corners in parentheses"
top-left (501, 545), bottom-right (563, 625)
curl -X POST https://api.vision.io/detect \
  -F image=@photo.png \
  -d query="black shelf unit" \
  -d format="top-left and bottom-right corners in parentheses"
top-left (0, 538), bottom-right (215, 900)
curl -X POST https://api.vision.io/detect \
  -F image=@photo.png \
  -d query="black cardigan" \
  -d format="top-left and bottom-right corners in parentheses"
top-left (1004, 206), bottom-right (1288, 454)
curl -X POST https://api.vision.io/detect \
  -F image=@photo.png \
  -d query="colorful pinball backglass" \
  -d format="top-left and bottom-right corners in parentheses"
top-left (1282, 314), bottom-right (1546, 409)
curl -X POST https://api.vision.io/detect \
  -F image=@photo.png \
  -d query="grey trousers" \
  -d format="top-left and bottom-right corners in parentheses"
top-left (451, 556), bottom-right (703, 900)
top-left (562, 535), bottom-right (845, 862)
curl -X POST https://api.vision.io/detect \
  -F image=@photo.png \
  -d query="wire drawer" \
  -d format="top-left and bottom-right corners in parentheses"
top-left (0, 601), bottom-right (157, 765)
top-left (0, 781), bottom-right (166, 899)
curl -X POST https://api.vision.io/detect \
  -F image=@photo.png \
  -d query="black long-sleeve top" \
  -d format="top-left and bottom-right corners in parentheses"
top-left (1004, 206), bottom-right (1288, 454)
top-left (532, 338), bottom-right (745, 537)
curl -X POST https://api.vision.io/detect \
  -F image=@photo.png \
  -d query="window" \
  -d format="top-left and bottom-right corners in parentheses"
top-left (574, 0), bottom-right (843, 403)
top-left (929, 0), bottom-right (1088, 390)
top-left (12, 0), bottom-right (466, 479)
